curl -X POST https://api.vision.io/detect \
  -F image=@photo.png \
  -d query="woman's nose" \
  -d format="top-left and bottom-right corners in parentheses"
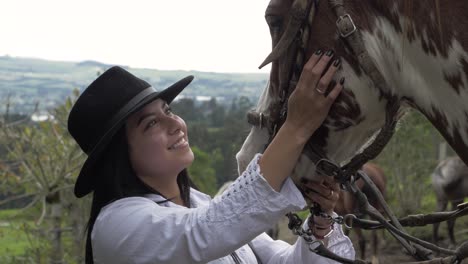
top-left (166, 115), bottom-right (183, 135)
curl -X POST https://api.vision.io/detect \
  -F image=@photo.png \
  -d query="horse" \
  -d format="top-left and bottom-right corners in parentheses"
top-left (235, 0), bottom-right (468, 261)
top-left (431, 156), bottom-right (468, 247)
top-left (237, 0), bottom-right (468, 190)
top-left (335, 162), bottom-right (386, 263)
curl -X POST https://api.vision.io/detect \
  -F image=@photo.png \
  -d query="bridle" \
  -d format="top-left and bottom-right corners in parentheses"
top-left (243, 0), bottom-right (468, 263)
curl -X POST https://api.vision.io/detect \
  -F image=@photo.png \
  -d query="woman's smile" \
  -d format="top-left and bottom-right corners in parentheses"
top-left (168, 136), bottom-right (189, 150)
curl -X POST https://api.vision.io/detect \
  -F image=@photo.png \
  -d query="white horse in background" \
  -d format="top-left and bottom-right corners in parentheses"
top-left (431, 156), bottom-right (468, 246)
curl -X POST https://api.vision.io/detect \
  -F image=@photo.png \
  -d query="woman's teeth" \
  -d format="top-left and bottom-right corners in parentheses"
top-left (169, 138), bottom-right (187, 149)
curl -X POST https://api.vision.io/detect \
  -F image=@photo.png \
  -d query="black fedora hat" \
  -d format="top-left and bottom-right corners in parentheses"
top-left (68, 66), bottom-right (193, 198)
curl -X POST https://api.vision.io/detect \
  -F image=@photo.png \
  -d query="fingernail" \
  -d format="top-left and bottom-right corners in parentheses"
top-left (325, 50), bottom-right (334, 57)
top-left (339, 77), bottom-right (345, 85)
top-left (300, 178), bottom-right (308, 184)
top-left (315, 49), bottom-right (323, 55)
top-left (333, 59), bottom-right (341, 67)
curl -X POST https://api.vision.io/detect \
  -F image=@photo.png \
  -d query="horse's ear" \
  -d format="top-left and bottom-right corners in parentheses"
top-left (264, 0), bottom-right (289, 41)
top-left (265, 0), bottom-right (293, 19)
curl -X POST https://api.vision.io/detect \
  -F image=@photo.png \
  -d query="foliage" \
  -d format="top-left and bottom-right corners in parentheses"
top-left (188, 147), bottom-right (220, 196)
top-left (373, 109), bottom-right (463, 240)
top-left (0, 90), bottom-right (87, 263)
top-left (375, 110), bottom-right (444, 214)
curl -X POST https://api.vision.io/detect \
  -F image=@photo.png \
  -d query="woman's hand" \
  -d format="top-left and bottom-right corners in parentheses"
top-left (301, 177), bottom-right (340, 215)
top-left (301, 177), bottom-right (340, 239)
top-left (284, 49), bottom-right (343, 143)
top-left (259, 49), bottom-right (343, 192)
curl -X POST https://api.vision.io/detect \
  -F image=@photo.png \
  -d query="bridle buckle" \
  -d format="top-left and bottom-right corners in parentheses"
top-left (336, 14), bottom-right (357, 38)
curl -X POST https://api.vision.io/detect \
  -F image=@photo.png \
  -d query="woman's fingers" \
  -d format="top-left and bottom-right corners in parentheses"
top-left (323, 177), bottom-right (340, 192)
top-left (301, 49), bottom-right (345, 103)
top-left (299, 50), bottom-right (335, 89)
top-left (307, 49), bottom-right (326, 69)
top-left (284, 48), bottom-right (344, 138)
top-left (302, 178), bottom-right (338, 195)
top-left (327, 78), bottom-right (344, 102)
top-left (301, 178), bottom-right (339, 214)
top-left (306, 191), bottom-right (338, 214)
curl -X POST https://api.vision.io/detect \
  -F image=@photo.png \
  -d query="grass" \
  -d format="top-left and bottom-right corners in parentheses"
top-left (0, 208), bottom-right (81, 263)
top-left (0, 209), bottom-right (41, 257)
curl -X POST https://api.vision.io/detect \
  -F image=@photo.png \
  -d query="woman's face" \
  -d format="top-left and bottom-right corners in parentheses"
top-left (125, 99), bottom-right (194, 181)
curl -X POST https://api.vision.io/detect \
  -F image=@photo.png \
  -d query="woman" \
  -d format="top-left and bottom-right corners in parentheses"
top-left (67, 49), bottom-right (354, 263)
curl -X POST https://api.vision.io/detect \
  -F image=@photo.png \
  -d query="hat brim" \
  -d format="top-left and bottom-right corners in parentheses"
top-left (74, 75), bottom-right (194, 198)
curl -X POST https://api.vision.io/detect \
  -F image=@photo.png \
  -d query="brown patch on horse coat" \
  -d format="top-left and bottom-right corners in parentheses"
top-left (327, 89), bottom-right (364, 131)
top-left (368, 1), bottom-right (460, 58)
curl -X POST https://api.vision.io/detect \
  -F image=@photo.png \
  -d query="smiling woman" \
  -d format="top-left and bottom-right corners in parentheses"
top-left (67, 63), bottom-right (354, 264)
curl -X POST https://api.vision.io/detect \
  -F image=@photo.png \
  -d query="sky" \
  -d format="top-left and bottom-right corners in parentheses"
top-left (1, 0), bottom-right (273, 73)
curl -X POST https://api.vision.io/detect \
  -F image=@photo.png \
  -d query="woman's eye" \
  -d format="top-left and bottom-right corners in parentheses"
top-left (165, 107), bottom-right (172, 115)
top-left (146, 120), bottom-right (157, 129)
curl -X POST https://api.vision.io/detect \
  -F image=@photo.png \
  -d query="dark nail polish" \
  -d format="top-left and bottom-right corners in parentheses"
top-left (325, 50), bottom-right (334, 57)
top-left (333, 59), bottom-right (341, 67)
top-left (300, 178), bottom-right (308, 184)
top-left (339, 77), bottom-right (345, 85)
top-left (315, 49), bottom-right (323, 55)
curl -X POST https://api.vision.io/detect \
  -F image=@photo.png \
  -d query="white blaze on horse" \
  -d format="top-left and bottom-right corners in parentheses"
top-left (236, 0), bottom-right (468, 187)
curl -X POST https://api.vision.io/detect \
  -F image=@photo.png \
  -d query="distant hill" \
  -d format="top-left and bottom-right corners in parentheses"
top-left (0, 56), bottom-right (268, 114)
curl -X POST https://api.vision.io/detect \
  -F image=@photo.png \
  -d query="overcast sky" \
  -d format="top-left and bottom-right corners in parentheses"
top-left (1, 0), bottom-right (273, 73)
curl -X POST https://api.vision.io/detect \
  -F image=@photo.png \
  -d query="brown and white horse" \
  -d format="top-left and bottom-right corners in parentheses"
top-left (335, 162), bottom-right (386, 263)
top-left (237, 0), bottom-right (468, 189)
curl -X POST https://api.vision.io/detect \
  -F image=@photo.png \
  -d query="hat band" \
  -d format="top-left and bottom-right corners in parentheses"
top-left (89, 86), bottom-right (157, 154)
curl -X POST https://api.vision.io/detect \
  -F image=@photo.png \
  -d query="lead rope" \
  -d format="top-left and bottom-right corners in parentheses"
top-left (286, 210), bottom-right (369, 264)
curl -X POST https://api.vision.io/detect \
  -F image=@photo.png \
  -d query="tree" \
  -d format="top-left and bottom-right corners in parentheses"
top-left (0, 90), bottom-right (87, 263)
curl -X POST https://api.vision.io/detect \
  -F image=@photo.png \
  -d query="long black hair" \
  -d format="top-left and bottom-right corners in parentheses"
top-left (84, 127), bottom-right (193, 264)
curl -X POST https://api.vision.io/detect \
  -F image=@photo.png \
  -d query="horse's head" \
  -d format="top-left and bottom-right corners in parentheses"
top-left (237, 0), bottom-right (468, 186)
top-left (237, 0), bottom-right (399, 185)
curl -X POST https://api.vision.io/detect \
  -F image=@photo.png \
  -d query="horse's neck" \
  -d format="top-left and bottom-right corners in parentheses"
top-left (318, 0), bottom-right (468, 165)
top-left (355, 1), bottom-right (468, 165)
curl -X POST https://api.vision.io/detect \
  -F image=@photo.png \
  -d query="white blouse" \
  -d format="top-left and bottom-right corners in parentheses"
top-left (92, 154), bottom-right (355, 263)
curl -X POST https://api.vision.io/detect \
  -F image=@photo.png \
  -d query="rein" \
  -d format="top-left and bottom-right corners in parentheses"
top-left (247, 0), bottom-right (468, 263)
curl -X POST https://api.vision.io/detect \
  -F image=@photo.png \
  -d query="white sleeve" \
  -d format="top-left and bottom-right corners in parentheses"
top-left (250, 215), bottom-right (355, 264)
top-left (91, 154), bottom-right (307, 264)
